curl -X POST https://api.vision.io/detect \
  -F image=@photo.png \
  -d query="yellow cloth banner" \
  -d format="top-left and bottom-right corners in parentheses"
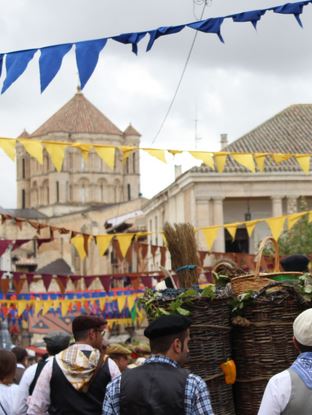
top-left (127, 295), bottom-right (136, 311)
top-left (73, 143), bottom-right (92, 160)
top-left (266, 216), bottom-right (286, 240)
top-left (245, 220), bottom-right (258, 238)
top-left (44, 142), bottom-right (68, 172)
top-left (99, 298), bottom-right (106, 311)
top-left (272, 153), bottom-right (291, 164)
top-left (189, 151), bottom-right (214, 169)
top-left (144, 149), bottom-right (167, 163)
top-left (121, 146), bottom-right (135, 161)
top-left (232, 154), bottom-right (256, 173)
top-left (116, 234), bottom-right (133, 258)
top-left (254, 154), bottom-right (266, 172)
top-left (295, 155), bottom-right (310, 174)
top-left (214, 154), bottom-right (227, 173)
top-left (96, 235), bottom-right (113, 256)
top-left (225, 224), bottom-right (238, 240)
top-left (95, 146), bottom-right (115, 169)
top-left (71, 235), bottom-right (86, 260)
top-left (288, 212), bottom-right (305, 230)
top-left (42, 300), bottom-right (52, 316)
top-left (0, 138), bottom-right (16, 160)
top-left (34, 301), bottom-right (42, 316)
top-left (61, 300), bottom-right (70, 317)
top-left (19, 139), bottom-right (43, 164)
top-left (201, 227), bottom-right (221, 251)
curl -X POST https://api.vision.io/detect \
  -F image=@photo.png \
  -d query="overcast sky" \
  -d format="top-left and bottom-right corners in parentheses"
top-left (0, 0), bottom-right (311, 207)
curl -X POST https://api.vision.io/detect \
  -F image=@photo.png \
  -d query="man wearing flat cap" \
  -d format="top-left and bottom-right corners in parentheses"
top-left (280, 254), bottom-right (310, 273)
top-left (258, 308), bottom-right (312, 414)
top-left (15, 331), bottom-right (71, 415)
top-left (103, 314), bottom-right (214, 415)
top-left (107, 344), bottom-right (131, 373)
top-left (28, 315), bottom-right (120, 415)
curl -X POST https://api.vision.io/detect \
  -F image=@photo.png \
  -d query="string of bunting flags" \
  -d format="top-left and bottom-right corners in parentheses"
top-left (0, 0), bottom-right (309, 92)
top-left (0, 289), bottom-right (145, 323)
top-left (1, 136), bottom-right (312, 173)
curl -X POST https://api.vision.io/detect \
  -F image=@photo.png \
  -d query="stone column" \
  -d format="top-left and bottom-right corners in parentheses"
top-left (213, 197), bottom-right (225, 252)
top-left (271, 196), bottom-right (283, 217)
top-left (286, 197), bottom-right (298, 214)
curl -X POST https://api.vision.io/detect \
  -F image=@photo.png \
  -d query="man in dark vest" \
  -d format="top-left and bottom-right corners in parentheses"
top-left (103, 314), bottom-right (214, 415)
top-left (258, 308), bottom-right (312, 414)
top-left (27, 315), bottom-right (120, 415)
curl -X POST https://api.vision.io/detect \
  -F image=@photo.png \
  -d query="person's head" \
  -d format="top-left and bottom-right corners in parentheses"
top-left (43, 332), bottom-right (71, 356)
top-left (0, 350), bottom-right (16, 384)
top-left (11, 346), bottom-right (28, 367)
top-left (293, 308), bottom-right (312, 353)
top-left (144, 315), bottom-right (192, 365)
top-left (280, 255), bottom-right (309, 272)
top-left (107, 344), bottom-right (131, 372)
top-left (72, 315), bottom-right (107, 350)
top-left (134, 343), bottom-right (151, 358)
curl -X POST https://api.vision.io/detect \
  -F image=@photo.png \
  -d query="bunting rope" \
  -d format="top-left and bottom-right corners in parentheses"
top-left (0, 0), bottom-right (309, 92)
top-left (1, 136), bottom-right (312, 174)
top-left (1, 206), bottom-right (311, 260)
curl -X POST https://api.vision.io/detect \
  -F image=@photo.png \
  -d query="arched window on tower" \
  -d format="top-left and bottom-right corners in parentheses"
top-left (22, 158), bottom-right (26, 179)
top-left (127, 184), bottom-right (131, 201)
top-left (132, 153), bottom-right (136, 174)
top-left (21, 189), bottom-right (26, 209)
top-left (56, 181), bottom-right (60, 203)
top-left (78, 178), bottom-right (89, 203)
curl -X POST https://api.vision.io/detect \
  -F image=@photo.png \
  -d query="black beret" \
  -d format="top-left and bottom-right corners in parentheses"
top-left (43, 332), bottom-right (71, 349)
top-left (280, 255), bottom-right (309, 272)
top-left (72, 315), bottom-right (107, 333)
top-left (144, 315), bottom-right (192, 339)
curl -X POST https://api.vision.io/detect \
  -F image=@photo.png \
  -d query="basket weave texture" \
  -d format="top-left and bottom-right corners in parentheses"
top-left (231, 237), bottom-right (302, 295)
top-left (232, 284), bottom-right (310, 415)
top-left (155, 297), bottom-right (235, 415)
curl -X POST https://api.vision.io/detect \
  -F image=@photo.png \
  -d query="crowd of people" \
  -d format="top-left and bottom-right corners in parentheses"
top-left (0, 308), bottom-right (311, 414)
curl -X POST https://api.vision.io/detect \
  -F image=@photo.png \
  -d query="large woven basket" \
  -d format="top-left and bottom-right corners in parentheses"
top-left (232, 283), bottom-right (310, 415)
top-left (153, 297), bottom-right (235, 415)
top-left (231, 237), bottom-right (302, 296)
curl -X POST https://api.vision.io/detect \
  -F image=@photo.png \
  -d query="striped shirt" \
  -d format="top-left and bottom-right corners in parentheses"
top-left (102, 355), bottom-right (214, 415)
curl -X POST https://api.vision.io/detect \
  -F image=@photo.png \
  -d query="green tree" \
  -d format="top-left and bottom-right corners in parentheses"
top-left (279, 198), bottom-right (312, 255)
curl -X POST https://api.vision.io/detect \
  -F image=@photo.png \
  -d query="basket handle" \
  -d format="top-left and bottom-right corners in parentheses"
top-left (254, 236), bottom-right (280, 277)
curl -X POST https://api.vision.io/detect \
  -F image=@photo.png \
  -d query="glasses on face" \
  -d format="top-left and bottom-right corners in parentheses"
top-left (94, 329), bottom-right (105, 336)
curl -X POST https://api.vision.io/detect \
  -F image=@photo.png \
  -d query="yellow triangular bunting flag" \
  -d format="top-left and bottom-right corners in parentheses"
top-left (214, 154), bottom-right (227, 173)
top-left (44, 143), bottom-right (68, 172)
top-left (96, 235), bottom-right (113, 256)
top-left (232, 154), bottom-right (255, 173)
top-left (61, 300), bottom-right (70, 317)
top-left (189, 151), bottom-right (214, 169)
top-left (95, 146), bottom-right (116, 169)
top-left (272, 153), bottom-right (291, 164)
top-left (168, 149), bottom-right (183, 156)
top-left (225, 224), bottom-right (238, 240)
top-left (116, 234), bottom-right (133, 258)
top-left (117, 296), bottom-right (126, 313)
top-left (254, 154), bottom-right (266, 172)
top-left (266, 216), bottom-right (286, 240)
top-left (288, 212), bottom-right (305, 230)
top-left (201, 227), bottom-right (221, 251)
top-left (17, 301), bottom-right (27, 316)
top-left (127, 295), bottom-right (136, 311)
top-left (121, 146), bottom-right (135, 161)
top-left (73, 143), bottom-right (92, 160)
top-left (245, 220), bottom-right (258, 238)
top-left (34, 301), bottom-right (42, 316)
top-left (19, 139), bottom-right (43, 164)
top-left (42, 300), bottom-right (52, 316)
top-left (296, 155), bottom-right (310, 174)
top-left (0, 138), bottom-right (16, 160)
top-left (99, 298), bottom-right (106, 311)
top-left (144, 148), bottom-right (167, 163)
top-left (71, 235), bottom-right (87, 260)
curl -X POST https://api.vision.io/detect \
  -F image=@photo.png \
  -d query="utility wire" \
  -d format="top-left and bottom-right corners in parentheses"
top-left (151, 1), bottom-right (208, 144)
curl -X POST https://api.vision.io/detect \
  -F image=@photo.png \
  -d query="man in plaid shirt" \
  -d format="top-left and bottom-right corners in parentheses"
top-left (103, 314), bottom-right (214, 415)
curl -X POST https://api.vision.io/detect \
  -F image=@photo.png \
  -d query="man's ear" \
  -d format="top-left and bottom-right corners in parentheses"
top-left (172, 338), bottom-right (181, 354)
top-left (293, 336), bottom-right (301, 353)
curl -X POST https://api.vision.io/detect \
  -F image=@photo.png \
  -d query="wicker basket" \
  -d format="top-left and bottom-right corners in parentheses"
top-left (232, 283), bottom-right (310, 415)
top-left (231, 237), bottom-right (302, 296)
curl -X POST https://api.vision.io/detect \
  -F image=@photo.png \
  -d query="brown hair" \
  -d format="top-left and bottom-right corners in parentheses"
top-left (150, 330), bottom-right (188, 354)
top-left (0, 350), bottom-right (16, 381)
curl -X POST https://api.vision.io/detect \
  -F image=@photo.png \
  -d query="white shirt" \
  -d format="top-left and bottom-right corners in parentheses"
top-left (0, 383), bottom-right (19, 415)
top-left (27, 345), bottom-right (120, 415)
top-left (14, 357), bottom-right (53, 415)
top-left (258, 370), bottom-right (291, 415)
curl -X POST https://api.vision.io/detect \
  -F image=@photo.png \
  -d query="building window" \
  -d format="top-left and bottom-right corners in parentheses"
top-left (127, 184), bottom-right (131, 201)
top-left (22, 159), bottom-right (26, 179)
top-left (126, 158), bottom-right (129, 174)
top-left (155, 216), bottom-right (158, 245)
top-left (133, 153), bottom-right (136, 174)
top-left (21, 189), bottom-right (26, 209)
top-left (56, 181), bottom-right (60, 203)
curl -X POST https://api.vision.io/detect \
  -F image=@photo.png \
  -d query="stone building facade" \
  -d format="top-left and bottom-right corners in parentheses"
top-left (144, 104), bottom-right (312, 267)
top-left (16, 89), bottom-right (141, 217)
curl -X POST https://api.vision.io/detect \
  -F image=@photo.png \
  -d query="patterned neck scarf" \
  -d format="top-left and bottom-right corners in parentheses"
top-left (291, 352), bottom-right (312, 389)
top-left (56, 344), bottom-right (100, 391)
